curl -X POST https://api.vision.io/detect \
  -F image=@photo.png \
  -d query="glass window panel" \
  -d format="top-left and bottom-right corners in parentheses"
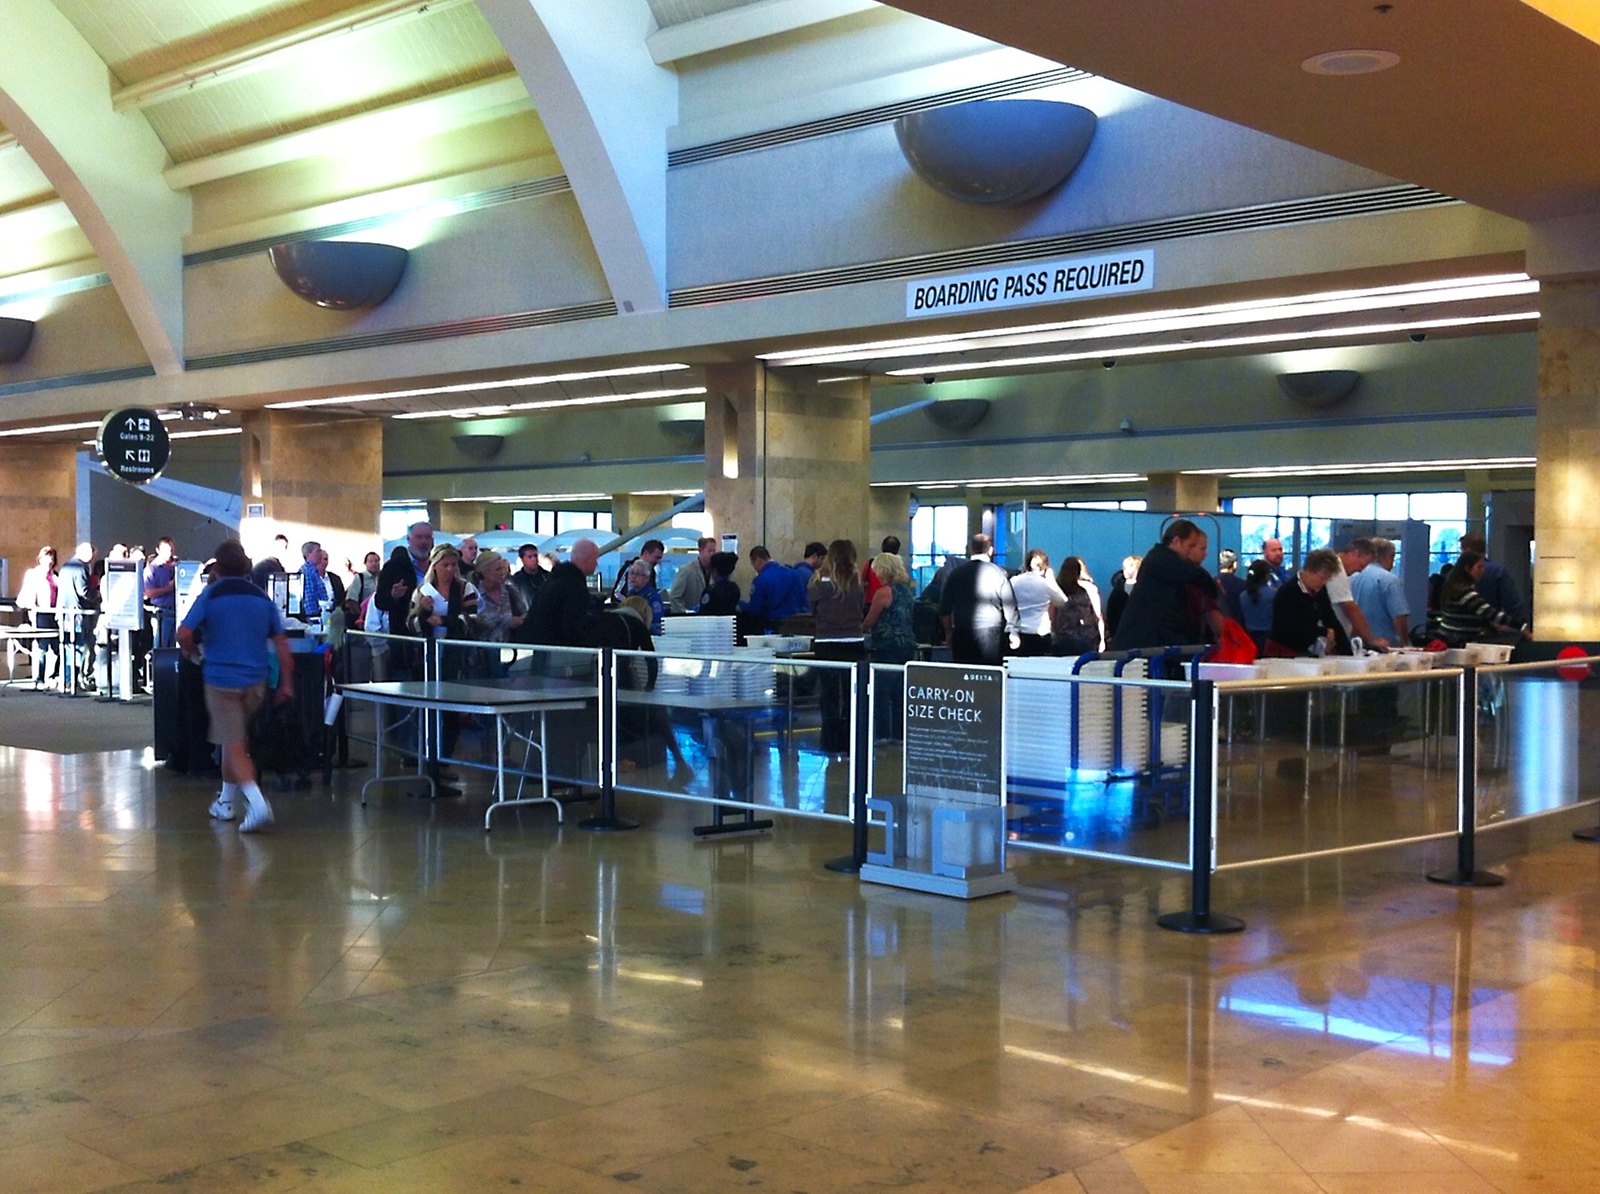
top-left (1239, 516), bottom-right (1276, 558)
top-left (1119, 499), bottom-right (1148, 511)
top-left (379, 506), bottom-right (426, 542)
top-left (1375, 493), bottom-right (1409, 521)
top-left (1278, 495), bottom-right (1310, 517)
top-left (1431, 521), bottom-right (1466, 571)
top-left (1230, 497), bottom-right (1278, 515)
top-left (1304, 518), bottom-right (1333, 551)
top-left (1309, 494), bottom-right (1375, 520)
top-left (593, 512), bottom-right (613, 533)
top-left (1410, 491), bottom-right (1467, 522)
top-left (1067, 500), bottom-right (1121, 510)
top-left (932, 505), bottom-right (969, 558)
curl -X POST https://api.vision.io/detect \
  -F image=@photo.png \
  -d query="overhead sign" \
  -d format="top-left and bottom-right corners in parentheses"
top-left (906, 249), bottom-right (1154, 320)
top-left (97, 408), bottom-right (170, 486)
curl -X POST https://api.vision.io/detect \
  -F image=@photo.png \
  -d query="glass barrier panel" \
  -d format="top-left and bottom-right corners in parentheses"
top-left (1214, 670), bottom-right (1459, 867)
top-left (611, 649), bottom-right (855, 822)
top-left (1001, 659), bottom-right (1194, 869)
top-left (1476, 658), bottom-right (1600, 830)
top-left (338, 636), bottom-right (602, 789)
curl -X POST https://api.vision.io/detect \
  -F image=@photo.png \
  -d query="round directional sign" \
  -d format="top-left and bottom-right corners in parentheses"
top-left (97, 408), bottom-right (171, 486)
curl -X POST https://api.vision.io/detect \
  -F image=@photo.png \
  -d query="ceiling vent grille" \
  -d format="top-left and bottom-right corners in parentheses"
top-left (669, 66), bottom-right (1092, 166)
top-left (669, 184), bottom-right (1457, 307)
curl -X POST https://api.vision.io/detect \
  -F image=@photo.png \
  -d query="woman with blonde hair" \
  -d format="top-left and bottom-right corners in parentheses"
top-left (864, 551), bottom-right (916, 664)
top-left (471, 550), bottom-right (526, 644)
top-left (406, 544), bottom-right (479, 795)
top-left (809, 539), bottom-right (865, 753)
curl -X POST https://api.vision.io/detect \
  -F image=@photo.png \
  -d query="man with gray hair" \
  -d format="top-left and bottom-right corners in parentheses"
top-left (1350, 536), bottom-right (1410, 646)
top-left (1214, 547), bottom-right (1246, 623)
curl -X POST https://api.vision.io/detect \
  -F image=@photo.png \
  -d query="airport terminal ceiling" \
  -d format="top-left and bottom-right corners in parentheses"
top-left (0, 0), bottom-right (1587, 489)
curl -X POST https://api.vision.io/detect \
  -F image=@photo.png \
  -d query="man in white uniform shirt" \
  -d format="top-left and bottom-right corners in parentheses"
top-left (1326, 538), bottom-right (1386, 649)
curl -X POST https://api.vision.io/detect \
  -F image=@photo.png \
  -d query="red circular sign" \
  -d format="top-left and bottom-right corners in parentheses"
top-left (1556, 645), bottom-right (1590, 682)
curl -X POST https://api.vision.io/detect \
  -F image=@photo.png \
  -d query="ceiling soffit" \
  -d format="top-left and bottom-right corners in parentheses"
top-left (889, 0), bottom-right (1600, 223)
top-left (647, 0), bottom-right (765, 29)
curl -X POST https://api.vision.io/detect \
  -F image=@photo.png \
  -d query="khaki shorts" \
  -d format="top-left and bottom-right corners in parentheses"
top-left (204, 683), bottom-right (266, 746)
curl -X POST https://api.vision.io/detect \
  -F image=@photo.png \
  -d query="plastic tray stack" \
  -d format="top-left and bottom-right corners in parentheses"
top-left (1005, 657), bottom-right (1176, 782)
top-left (658, 617), bottom-right (738, 698)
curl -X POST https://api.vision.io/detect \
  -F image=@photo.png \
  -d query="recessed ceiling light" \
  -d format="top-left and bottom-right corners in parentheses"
top-left (1302, 49), bottom-right (1401, 76)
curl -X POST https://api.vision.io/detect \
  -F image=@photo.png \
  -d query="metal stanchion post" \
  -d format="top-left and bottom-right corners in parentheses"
top-left (825, 659), bottom-right (870, 874)
top-left (1428, 665), bottom-right (1505, 886)
top-left (1159, 677), bottom-right (1245, 933)
top-left (581, 647), bottom-right (639, 832)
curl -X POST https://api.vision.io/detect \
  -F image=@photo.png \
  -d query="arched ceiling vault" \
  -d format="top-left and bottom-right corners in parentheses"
top-left (0, 0), bottom-right (190, 375)
top-left (478, 0), bottom-right (675, 316)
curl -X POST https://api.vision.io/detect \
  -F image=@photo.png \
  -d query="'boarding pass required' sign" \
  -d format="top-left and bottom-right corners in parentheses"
top-left (906, 249), bottom-right (1154, 319)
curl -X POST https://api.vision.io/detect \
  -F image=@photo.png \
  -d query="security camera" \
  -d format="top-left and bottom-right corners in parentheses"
top-left (1102, 359), bottom-right (1117, 369)
top-left (1409, 332), bottom-right (1427, 342)
top-left (922, 375), bottom-right (936, 385)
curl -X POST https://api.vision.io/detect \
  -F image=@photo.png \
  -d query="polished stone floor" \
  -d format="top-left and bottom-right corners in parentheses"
top-left (0, 734), bottom-right (1598, 1193)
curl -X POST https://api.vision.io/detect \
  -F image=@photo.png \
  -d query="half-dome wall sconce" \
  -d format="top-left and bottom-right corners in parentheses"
top-left (923, 398), bottom-right (993, 432)
top-left (895, 99), bottom-right (1098, 206)
top-left (0, 316), bottom-right (36, 364)
top-left (267, 240), bottom-right (409, 310)
top-left (1276, 369), bottom-right (1363, 408)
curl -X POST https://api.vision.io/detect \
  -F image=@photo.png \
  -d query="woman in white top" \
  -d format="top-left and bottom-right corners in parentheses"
top-left (1009, 548), bottom-right (1069, 655)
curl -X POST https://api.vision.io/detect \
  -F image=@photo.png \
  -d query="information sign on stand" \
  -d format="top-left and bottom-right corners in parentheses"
top-left (861, 661), bottom-right (1016, 899)
top-left (97, 408), bottom-right (170, 486)
top-left (102, 560), bottom-right (145, 633)
top-left (102, 559), bottom-right (145, 703)
top-left (174, 561), bottom-right (205, 623)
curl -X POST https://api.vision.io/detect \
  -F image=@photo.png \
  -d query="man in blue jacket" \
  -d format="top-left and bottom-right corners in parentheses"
top-left (740, 545), bottom-right (808, 631)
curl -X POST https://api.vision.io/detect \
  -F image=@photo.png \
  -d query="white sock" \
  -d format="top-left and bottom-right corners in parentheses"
top-left (221, 782), bottom-right (241, 802)
top-left (241, 781), bottom-right (266, 806)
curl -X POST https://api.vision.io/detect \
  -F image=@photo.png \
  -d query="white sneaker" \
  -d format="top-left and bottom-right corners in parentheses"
top-left (208, 794), bottom-right (235, 821)
top-left (239, 793), bottom-right (274, 834)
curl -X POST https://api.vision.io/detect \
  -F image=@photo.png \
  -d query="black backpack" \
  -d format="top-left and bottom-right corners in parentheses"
top-left (1051, 590), bottom-right (1101, 654)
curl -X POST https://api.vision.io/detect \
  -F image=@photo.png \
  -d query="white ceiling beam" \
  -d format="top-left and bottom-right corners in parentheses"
top-left (646, 0), bottom-right (881, 64)
top-left (478, 0), bottom-right (674, 315)
top-left (111, 0), bottom-right (477, 112)
top-left (164, 73), bottom-right (532, 189)
top-left (0, 0), bottom-right (190, 373)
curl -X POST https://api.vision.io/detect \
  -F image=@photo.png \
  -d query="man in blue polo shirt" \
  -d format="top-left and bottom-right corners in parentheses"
top-left (178, 540), bottom-right (294, 833)
top-left (740, 545), bottom-right (808, 631)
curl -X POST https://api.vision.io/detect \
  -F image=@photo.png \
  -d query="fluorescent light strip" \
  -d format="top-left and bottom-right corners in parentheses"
top-left (0, 411), bottom-right (182, 439)
top-left (264, 363), bottom-right (692, 410)
top-left (392, 386), bottom-right (708, 420)
top-left (169, 427), bottom-right (244, 440)
top-left (780, 281), bottom-right (1538, 367)
top-left (760, 272), bottom-right (1534, 366)
top-left (440, 492), bottom-right (609, 502)
top-left (1194, 456), bottom-right (1536, 479)
top-left (887, 311), bottom-right (1538, 377)
top-left (876, 472), bottom-right (1146, 490)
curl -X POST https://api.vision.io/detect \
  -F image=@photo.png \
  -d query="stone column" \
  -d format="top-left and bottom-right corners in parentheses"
top-left (611, 492), bottom-right (673, 539)
top-left (868, 485), bottom-right (911, 561)
top-left (240, 411), bottom-right (382, 571)
top-left (1147, 471), bottom-right (1220, 514)
top-left (434, 501), bottom-right (485, 536)
top-left (1533, 277), bottom-right (1600, 638)
top-left (0, 442), bottom-right (76, 593)
top-left (702, 362), bottom-right (870, 569)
